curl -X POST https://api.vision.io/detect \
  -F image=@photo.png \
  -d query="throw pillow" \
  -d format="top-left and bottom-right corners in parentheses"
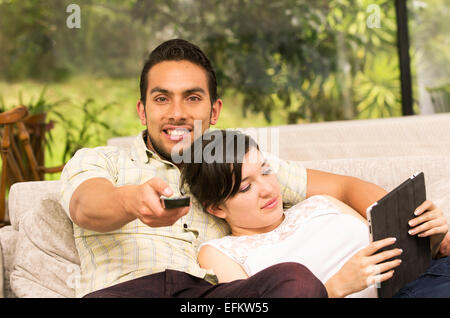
top-left (10, 198), bottom-right (80, 297)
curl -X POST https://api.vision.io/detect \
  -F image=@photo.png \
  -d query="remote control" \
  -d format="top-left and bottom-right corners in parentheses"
top-left (160, 195), bottom-right (191, 209)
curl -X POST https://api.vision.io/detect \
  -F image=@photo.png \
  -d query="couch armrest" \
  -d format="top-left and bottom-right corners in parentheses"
top-left (0, 225), bottom-right (19, 298)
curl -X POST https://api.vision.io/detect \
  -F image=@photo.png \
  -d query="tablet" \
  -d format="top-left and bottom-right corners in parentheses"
top-left (366, 172), bottom-right (431, 298)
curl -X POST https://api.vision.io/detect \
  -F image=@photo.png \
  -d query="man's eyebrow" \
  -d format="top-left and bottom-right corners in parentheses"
top-left (184, 87), bottom-right (206, 95)
top-left (149, 87), bottom-right (206, 96)
top-left (150, 87), bottom-right (169, 95)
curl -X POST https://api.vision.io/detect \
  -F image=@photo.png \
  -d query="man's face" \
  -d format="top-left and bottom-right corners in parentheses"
top-left (137, 60), bottom-right (222, 162)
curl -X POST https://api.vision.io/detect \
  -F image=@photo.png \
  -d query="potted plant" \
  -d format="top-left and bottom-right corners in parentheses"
top-left (1, 87), bottom-right (67, 181)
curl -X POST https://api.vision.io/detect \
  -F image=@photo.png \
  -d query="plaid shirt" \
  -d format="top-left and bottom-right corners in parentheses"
top-left (60, 130), bottom-right (307, 297)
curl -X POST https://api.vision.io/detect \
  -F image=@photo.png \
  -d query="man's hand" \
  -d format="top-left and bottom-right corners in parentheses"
top-left (124, 177), bottom-right (190, 228)
top-left (408, 200), bottom-right (449, 257)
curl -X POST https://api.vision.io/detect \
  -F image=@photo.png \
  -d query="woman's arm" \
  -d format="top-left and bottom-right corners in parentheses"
top-left (198, 245), bottom-right (249, 283)
top-left (306, 169), bottom-right (387, 218)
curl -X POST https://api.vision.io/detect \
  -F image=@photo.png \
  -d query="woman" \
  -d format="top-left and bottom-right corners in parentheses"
top-left (180, 130), bottom-right (449, 297)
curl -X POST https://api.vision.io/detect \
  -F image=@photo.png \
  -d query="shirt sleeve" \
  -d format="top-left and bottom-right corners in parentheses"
top-left (262, 151), bottom-right (308, 209)
top-left (59, 147), bottom-right (119, 221)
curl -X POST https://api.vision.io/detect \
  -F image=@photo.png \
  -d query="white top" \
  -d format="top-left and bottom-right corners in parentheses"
top-left (200, 195), bottom-right (377, 298)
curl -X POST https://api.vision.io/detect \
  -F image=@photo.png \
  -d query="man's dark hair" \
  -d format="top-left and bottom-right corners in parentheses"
top-left (139, 39), bottom-right (218, 107)
top-left (180, 130), bottom-right (259, 210)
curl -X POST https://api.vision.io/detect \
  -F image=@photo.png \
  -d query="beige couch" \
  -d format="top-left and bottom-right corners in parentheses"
top-left (1, 113), bottom-right (449, 298)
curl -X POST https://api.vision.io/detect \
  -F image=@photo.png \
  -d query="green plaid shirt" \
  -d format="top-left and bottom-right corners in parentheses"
top-left (60, 130), bottom-right (307, 297)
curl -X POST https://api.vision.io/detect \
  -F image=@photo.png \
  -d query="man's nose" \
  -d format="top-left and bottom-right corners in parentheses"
top-left (168, 98), bottom-right (187, 121)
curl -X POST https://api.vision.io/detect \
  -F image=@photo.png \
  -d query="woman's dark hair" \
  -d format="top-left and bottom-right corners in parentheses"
top-left (180, 130), bottom-right (259, 210)
top-left (139, 38), bottom-right (218, 107)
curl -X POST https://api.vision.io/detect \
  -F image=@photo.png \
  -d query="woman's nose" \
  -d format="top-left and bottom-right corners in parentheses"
top-left (259, 180), bottom-right (273, 197)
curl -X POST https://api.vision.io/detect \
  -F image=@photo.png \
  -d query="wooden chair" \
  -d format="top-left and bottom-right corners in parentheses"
top-left (0, 105), bottom-right (64, 224)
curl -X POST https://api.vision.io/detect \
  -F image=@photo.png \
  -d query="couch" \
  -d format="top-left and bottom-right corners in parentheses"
top-left (1, 113), bottom-right (449, 298)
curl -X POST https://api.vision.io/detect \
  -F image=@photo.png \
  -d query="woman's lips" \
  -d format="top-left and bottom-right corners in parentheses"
top-left (262, 197), bottom-right (278, 210)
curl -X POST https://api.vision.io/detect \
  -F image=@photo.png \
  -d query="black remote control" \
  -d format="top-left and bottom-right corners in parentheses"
top-left (160, 195), bottom-right (191, 209)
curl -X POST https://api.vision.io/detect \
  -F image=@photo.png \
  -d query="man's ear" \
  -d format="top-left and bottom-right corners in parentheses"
top-left (206, 204), bottom-right (226, 219)
top-left (137, 100), bottom-right (147, 126)
top-left (209, 98), bottom-right (222, 126)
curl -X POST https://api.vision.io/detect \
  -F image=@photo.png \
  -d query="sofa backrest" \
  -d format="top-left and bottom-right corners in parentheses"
top-left (302, 155), bottom-right (450, 224)
top-left (107, 113), bottom-right (450, 161)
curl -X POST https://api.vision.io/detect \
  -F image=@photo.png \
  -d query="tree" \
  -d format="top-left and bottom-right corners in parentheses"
top-left (0, 0), bottom-right (408, 123)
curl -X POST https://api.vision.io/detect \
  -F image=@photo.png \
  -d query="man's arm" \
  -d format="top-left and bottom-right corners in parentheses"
top-left (69, 178), bottom-right (137, 232)
top-left (69, 177), bottom-right (189, 232)
top-left (306, 169), bottom-right (388, 218)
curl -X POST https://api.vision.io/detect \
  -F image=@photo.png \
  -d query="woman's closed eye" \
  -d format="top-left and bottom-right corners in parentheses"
top-left (262, 166), bottom-right (273, 175)
top-left (239, 183), bottom-right (251, 193)
top-left (239, 166), bottom-right (273, 193)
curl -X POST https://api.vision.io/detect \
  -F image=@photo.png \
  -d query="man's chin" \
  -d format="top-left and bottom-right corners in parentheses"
top-left (148, 131), bottom-right (195, 163)
top-left (155, 142), bottom-right (192, 163)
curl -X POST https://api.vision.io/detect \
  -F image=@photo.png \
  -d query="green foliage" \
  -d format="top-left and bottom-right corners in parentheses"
top-left (0, 0), bottom-right (447, 126)
top-left (128, 0), bottom-right (400, 122)
top-left (52, 98), bottom-right (120, 162)
top-left (355, 53), bottom-right (401, 118)
top-left (18, 86), bottom-right (68, 115)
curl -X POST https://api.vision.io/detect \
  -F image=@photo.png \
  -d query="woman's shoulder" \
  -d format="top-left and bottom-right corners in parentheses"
top-left (199, 235), bottom-right (248, 265)
top-left (199, 235), bottom-right (238, 258)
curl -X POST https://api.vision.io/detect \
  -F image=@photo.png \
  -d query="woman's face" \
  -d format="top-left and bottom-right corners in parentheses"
top-left (208, 147), bottom-right (284, 236)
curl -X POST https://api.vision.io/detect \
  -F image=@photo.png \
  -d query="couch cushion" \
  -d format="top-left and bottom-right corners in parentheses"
top-left (8, 181), bottom-right (64, 231)
top-left (10, 194), bottom-right (79, 297)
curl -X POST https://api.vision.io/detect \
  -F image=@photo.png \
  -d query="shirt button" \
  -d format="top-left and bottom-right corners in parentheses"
top-left (183, 223), bottom-right (188, 229)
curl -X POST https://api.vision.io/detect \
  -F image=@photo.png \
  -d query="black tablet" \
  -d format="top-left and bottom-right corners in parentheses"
top-left (366, 172), bottom-right (431, 298)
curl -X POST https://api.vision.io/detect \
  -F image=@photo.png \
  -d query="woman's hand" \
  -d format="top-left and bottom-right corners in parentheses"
top-left (325, 237), bottom-right (403, 298)
top-left (408, 200), bottom-right (449, 258)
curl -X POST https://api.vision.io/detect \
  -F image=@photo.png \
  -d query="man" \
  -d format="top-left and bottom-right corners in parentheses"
top-left (60, 39), bottom-right (449, 298)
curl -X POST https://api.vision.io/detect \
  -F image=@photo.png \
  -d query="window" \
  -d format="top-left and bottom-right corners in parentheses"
top-left (408, 0), bottom-right (450, 114)
top-left (1, 0), bottom-right (447, 127)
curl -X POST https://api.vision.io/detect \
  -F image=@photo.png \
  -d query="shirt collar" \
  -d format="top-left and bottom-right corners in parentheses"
top-left (131, 130), bottom-right (171, 164)
top-left (131, 130), bottom-right (153, 163)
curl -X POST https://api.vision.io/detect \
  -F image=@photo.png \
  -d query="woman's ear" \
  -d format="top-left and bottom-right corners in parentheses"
top-left (206, 204), bottom-right (226, 219)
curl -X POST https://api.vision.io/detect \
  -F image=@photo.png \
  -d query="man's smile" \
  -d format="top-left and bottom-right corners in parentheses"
top-left (162, 125), bottom-right (192, 142)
